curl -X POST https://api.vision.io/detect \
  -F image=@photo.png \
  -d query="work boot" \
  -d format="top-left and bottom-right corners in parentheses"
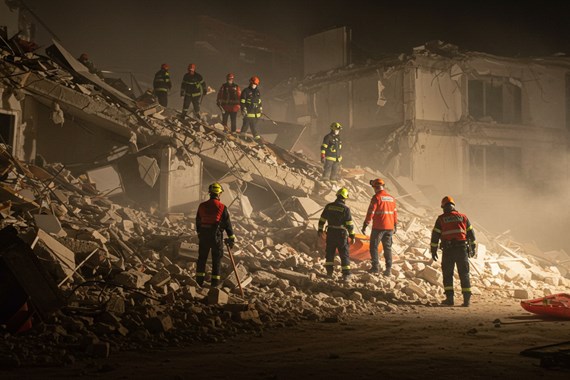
top-left (441, 292), bottom-right (454, 306)
top-left (368, 266), bottom-right (379, 274)
top-left (382, 268), bottom-right (392, 277)
top-left (325, 269), bottom-right (334, 279)
top-left (210, 279), bottom-right (220, 288)
top-left (196, 277), bottom-right (204, 287)
top-left (342, 273), bottom-right (352, 282)
top-left (462, 293), bottom-right (471, 307)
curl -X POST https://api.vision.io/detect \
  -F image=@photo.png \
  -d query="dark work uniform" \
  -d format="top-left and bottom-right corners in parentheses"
top-left (431, 210), bottom-right (476, 299)
top-left (318, 198), bottom-right (355, 277)
top-left (195, 196), bottom-right (235, 286)
top-left (217, 82), bottom-right (241, 132)
top-left (181, 72), bottom-right (206, 117)
top-left (321, 132), bottom-right (342, 182)
top-left (240, 85), bottom-right (262, 142)
top-left (153, 69), bottom-right (171, 107)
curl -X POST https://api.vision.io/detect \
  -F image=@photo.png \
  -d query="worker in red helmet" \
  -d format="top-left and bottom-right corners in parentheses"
top-left (77, 52), bottom-right (103, 78)
top-left (430, 196), bottom-right (477, 307)
top-left (362, 178), bottom-right (397, 276)
top-left (239, 76), bottom-right (263, 145)
top-left (180, 63), bottom-right (207, 119)
top-left (217, 73), bottom-right (241, 133)
top-left (153, 63), bottom-right (172, 107)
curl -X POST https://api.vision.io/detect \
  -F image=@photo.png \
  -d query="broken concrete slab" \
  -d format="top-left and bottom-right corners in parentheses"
top-left (207, 288), bottom-right (229, 305)
top-left (112, 269), bottom-right (152, 289)
top-left (33, 214), bottom-right (66, 237)
top-left (86, 165), bottom-right (123, 196)
top-left (34, 229), bottom-right (76, 281)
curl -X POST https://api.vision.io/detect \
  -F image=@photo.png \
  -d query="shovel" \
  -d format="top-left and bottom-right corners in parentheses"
top-left (224, 239), bottom-right (244, 297)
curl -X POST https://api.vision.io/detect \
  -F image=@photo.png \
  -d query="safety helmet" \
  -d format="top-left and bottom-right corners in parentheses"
top-left (249, 76), bottom-right (260, 85)
top-left (441, 195), bottom-right (455, 208)
top-left (188, 63), bottom-right (196, 71)
top-left (370, 178), bottom-right (385, 187)
top-left (161, 63), bottom-right (169, 70)
top-left (226, 73), bottom-right (235, 80)
top-left (330, 122), bottom-right (342, 131)
top-left (208, 182), bottom-right (224, 195)
top-left (336, 187), bottom-right (349, 199)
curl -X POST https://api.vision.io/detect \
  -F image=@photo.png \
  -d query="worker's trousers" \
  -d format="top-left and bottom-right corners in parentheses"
top-left (241, 116), bottom-right (260, 140)
top-left (182, 95), bottom-right (200, 116)
top-left (324, 229), bottom-right (351, 275)
top-left (322, 160), bottom-right (341, 182)
top-left (196, 230), bottom-right (224, 285)
top-left (154, 91), bottom-right (168, 107)
top-left (222, 111), bottom-right (238, 132)
top-left (369, 229), bottom-right (393, 271)
top-left (441, 243), bottom-right (471, 295)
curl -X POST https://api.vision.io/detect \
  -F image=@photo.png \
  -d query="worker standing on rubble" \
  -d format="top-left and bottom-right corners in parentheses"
top-left (320, 122), bottom-right (343, 184)
top-left (153, 63), bottom-right (171, 107)
top-left (181, 63), bottom-right (207, 119)
top-left (217, 73), bottom-right (241, 133)
top-left (77, 53), bottom-right (104, 78)
top-left (430, 196), bottom-right (477, 307)
top-left (318, 187), bottom-right (355, 281)
top-left (240, 76), bottom-right (263, 144)
top-left (362, 178), bottom-right (397, 276)
top-left (195, 183), bottom-right (236, 288)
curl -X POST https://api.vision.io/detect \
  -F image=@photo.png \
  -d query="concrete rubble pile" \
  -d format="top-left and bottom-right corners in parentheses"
top-left (1, 44), bottom-right (570, 369)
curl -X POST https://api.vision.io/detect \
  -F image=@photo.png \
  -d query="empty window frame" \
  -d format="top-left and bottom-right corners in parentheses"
top-left (468, 77), bottom-right (522, 124)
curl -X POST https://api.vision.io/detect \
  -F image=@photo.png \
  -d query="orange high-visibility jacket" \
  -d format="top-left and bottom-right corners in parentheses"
top-left (431, 210), bottom-right (475, 243)
top-left (364, 190), bottom-right (397, 230)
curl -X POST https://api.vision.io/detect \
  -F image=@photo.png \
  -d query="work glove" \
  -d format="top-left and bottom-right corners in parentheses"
top-left (317, 230), bottom-right (325, 239)
top-left (241, 108), bottom-right (248, 117)
top-left (224, 237), bottom-right (235, 249)
top-left (320, 153), bottom-right (325, 163)
top-left (468, 241), bottom-right (477, 258)
top-left (431, 249), bottom-right (438, 261)
top-left (362, 224), bottom-right (368, 235)
top-left (348, 235), bottom-right (355, 245)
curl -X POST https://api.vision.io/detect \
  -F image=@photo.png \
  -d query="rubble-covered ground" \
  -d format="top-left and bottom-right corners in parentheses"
top-left (2, 43), bottom-right (570, 378)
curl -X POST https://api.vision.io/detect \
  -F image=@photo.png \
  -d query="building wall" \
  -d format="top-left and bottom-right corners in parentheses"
top-left (414, 67), bottom-right (463, 123)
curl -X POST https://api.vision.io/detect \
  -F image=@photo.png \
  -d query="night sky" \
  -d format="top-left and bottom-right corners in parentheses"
top-left (17, 0), bottom-right (570, 89)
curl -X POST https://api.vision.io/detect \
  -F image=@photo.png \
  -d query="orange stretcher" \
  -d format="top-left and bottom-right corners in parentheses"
top-left (318, 232), bottom-right (380, 262)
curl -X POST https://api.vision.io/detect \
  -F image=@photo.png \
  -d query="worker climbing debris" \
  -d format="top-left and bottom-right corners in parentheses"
top-left (320, 122), bottom-right (343, 185)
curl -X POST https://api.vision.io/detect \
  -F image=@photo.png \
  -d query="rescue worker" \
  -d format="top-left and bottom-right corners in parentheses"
top-left (320, 122), bottom-right (343, 184)
top-left (77, 53), bottom-right (103, 78)
top-left (153, 63), bottom-right (172, 107)
top-left (362, 178), bottom-right (398, 276)
top-left (181, 63), bottom-right (207, 119)
top-left (240, 76), bottom-right (263, 144)
top-left (217, 73), bottom-right (241, 133)
top-left (430, 196), bottom-right (477, 307)
top-left (195, 182), bottom-right (236, 288)
top-left (318, 187), bottom-right (355, 281)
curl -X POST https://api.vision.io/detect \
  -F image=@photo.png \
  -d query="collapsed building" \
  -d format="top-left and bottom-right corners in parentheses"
top-left (1, 16), bottom-right (570, 369)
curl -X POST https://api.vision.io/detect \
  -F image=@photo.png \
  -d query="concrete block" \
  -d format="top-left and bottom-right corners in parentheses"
top-left (145, 314), bottom-right (173, 333)
top-left (224, 263), bottom-right (251, 289)
top-left (252, 271), bottom-right (279, 286)
top-left (177, 241), bottom-right (199, 261)
top-left (403, 283), bottom-right (426, 298)
top-left (207, 288), bottom-right (229, 305)
top-left (418, 266), bottom-right (440, 286)
top-left (34, 229), bottom-right (76, 280)
top-left (86, 165), bottom-right (123, 196)
top-left (149, 269), bottom-right (171, 287)
top-left (513, 289), bottom-right (530, 299)
top-left (113, 269), bottom-right (152, 289)
top-left (33, 214), bottom-right (66, 237)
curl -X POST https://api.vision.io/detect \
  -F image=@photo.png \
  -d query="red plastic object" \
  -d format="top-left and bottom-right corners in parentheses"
top-left (318, 233), bottom-right (379, 262)
top-left (520, 293), bottom-right (570, 319)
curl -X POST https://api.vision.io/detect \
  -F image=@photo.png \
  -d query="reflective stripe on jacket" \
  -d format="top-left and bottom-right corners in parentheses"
top-left (196, 197), bottom-right (235, 239)
top-left (181, 72), bottom-right (206, 97)
top-left (364, 190), bottom-right (397, 230)
top-left (217, 82), bottom-right (241, 112)
top-left (153, 69), bottom-right (171, 91)
top-left (430, 210), bottom-right (475, 249)
top-left (321, 132), bottom-right (342, 162)
top-left (240, 86), bottom-right (262, 117)
top-left (318, 199), bottom-right (355, 238)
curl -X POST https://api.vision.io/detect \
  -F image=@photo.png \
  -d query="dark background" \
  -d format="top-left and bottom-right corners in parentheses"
top-left (21, 0), bottom-right (570, 88)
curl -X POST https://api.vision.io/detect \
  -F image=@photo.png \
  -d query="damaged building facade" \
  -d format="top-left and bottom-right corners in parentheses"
top-left (267, 36), bottom-right (570, 199)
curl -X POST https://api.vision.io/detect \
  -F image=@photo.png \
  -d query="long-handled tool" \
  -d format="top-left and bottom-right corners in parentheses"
top-left (224, 239), bottom-right (244, 297)
top-left (261, 112), bottom-right (278, 125)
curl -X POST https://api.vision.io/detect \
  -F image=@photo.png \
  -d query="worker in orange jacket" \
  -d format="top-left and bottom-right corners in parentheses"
top-left (362, 178), bottom-right (397, 276)
top-left (430, 196), bottom-right (477, 307)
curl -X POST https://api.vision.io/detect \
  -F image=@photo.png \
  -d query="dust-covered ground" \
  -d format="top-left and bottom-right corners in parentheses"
top-left (3, 300), bottom-right (569, 380)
